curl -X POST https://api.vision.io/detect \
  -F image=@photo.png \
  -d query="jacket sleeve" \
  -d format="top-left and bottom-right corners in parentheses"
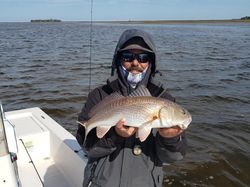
top-left (155, 89), bottom-right (188, 163)
top-left (76, 88), bottom-right (123, 158)
top-left (155, 131), bottom-right (187, 163)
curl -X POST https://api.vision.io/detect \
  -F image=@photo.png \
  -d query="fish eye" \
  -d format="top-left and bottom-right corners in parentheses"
top-left (182, 109), bottom-right (186, 115)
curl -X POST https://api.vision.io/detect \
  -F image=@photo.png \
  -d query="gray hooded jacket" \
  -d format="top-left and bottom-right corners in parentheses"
top-left (76, 29), bottom-right (187, 187)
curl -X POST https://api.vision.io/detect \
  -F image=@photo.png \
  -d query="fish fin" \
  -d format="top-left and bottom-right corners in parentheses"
top-left (129, 85), bottom-right (151, 97)
top-left (76, 121), bottom-right (90, 144)
top-left (159, 107), bottom-right (174, 128)
top-left (104, 92), bottom-right (124, 100)
top-left (76, 120), bottom-right (86, 127)
top-left (96, 126), bottom-right (112, 138)
top-left (149, 118), bottom-right (162, 128)
top-left (140, 117), bottom-right (160, 128)
top-left (138, 126), bottom-right (152, 142)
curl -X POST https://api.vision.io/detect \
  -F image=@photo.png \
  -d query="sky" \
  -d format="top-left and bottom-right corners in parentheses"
top-left (0, 0), bottom-right (250, 22)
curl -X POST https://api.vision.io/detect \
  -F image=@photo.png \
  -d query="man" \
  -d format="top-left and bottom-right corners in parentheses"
top-left (76, 29), bottom-right (187, 187)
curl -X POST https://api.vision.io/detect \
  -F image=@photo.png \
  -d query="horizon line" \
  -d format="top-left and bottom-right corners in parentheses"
top-left (1, 18), bottom-right (250, 23)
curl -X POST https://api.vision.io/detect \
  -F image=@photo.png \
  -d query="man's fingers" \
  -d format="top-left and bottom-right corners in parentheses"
top-left (115, 118), bottom-right (138, 137)
top-left (158, 126), bottom-right (183, 138)
top-left (116, 118), bottom-right (126, 128)
top-left (120, 118), bottom-right (126, 123)
top-left (127, 127), bottom-right (136, 134)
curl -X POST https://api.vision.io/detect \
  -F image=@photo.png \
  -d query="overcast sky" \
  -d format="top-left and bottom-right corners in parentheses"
top-left (0, 0), bottom-right (250, 22)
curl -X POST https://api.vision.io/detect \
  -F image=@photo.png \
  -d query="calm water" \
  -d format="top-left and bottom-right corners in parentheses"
top-left (0, 22), bottom-right (250, 186)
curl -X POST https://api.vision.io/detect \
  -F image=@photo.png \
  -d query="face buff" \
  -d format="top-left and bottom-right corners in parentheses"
top-left (120, 65), bottom-right (148, 88)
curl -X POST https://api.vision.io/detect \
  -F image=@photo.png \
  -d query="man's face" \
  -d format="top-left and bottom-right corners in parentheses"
top-left (121, 49), bottom-right (150, 74)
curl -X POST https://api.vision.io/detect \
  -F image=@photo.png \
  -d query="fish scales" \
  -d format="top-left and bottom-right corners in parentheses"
top-left (79, 92), bottom-right (192, 141)
top-left (86, 97), bottom-right (164, 129)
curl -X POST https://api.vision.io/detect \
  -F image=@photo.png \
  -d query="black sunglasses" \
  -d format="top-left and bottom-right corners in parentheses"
top-left (120, 52), bottom-right (151, 63)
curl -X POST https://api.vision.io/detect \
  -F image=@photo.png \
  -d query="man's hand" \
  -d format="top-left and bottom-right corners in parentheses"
top-left (115, 118), bottom-right (137, 138)
top-left (158, 126), bottom-right (183, 138)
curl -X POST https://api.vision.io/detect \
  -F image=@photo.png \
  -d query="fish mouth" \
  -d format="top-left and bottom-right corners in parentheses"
top-left (179, 116), bottom-right (192, 129)
top-left (184, 116), bottom-right (192, 127)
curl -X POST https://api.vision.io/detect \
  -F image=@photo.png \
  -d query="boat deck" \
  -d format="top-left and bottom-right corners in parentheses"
top-left (5, 107), bottom-right (87, 187)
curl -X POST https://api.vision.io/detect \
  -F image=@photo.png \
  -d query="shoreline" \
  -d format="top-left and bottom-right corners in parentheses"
top-left (1, 19), bottom-right (250, 24)
top-left (94, 19), bottom-right (250, 24)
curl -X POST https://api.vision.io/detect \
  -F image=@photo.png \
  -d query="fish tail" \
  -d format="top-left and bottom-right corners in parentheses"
top-left (76, 121), bottom-right (89, 145)
top-left (76, 120), bottom-right (86, 127)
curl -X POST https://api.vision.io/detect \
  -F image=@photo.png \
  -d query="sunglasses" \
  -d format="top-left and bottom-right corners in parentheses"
top-left (120, 52), bottom-right (151, 63)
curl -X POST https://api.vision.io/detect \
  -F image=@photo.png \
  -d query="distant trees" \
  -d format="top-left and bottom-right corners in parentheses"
top-left (240, 16), bottom-right (250, 20)
top-left (31, 19), bottom-right (61, 22)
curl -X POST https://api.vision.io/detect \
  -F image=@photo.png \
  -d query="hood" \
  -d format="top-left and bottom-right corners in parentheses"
top-left (111, 29), bottom-right (157, 76)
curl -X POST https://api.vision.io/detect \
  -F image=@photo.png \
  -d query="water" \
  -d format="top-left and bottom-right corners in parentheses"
top-left (1, 22), bottom-right (250, 186)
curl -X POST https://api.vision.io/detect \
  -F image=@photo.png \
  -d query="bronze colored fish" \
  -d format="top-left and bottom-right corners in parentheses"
top-left (77, 86), bottom-right (192, 141)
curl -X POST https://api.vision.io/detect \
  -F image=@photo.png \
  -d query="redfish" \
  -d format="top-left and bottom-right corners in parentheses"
top-left (77, 86), bottom-right (192, 141)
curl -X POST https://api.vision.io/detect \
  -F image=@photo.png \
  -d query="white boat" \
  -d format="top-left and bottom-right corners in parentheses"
top-left (0, 104), bottom-right (87, 187)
